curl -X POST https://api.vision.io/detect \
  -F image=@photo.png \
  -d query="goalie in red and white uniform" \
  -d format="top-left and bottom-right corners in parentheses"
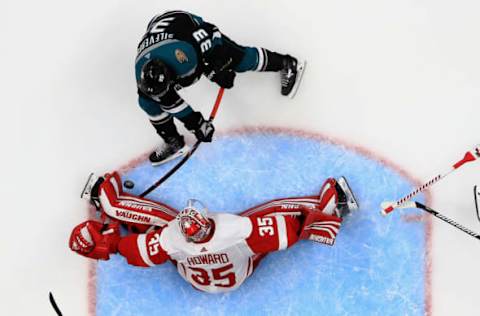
top-left (70, 172), bottom-right (358, 293)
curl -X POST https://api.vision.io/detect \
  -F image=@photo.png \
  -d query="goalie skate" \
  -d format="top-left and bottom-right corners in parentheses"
top-left (80, 172), bottom-right (97, 199)
top-left (336, 177), bottom-right (359, 216)
top-left (80, 173), bottom-right (103, 210)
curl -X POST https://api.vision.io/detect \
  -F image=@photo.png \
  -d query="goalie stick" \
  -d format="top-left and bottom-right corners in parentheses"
top-left (140, 87), bottom-right (225, 198)
top-left (381, 200), bottom-right (480, 240)
top-left (475, 185), bottom-right (480, 222)
top-left (381, 145), bottom-right (480, 216)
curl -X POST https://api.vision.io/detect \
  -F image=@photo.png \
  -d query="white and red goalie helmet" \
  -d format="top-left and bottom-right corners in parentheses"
top-left (177, 199), bottom-right (212, 243)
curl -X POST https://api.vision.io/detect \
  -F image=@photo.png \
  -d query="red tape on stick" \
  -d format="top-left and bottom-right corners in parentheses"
top-left (453, 151), bottom-right (476, 169)
top-left (209, 87), bottom-right (224, 120)
top-left (381, 145), bottom-right (480, 216)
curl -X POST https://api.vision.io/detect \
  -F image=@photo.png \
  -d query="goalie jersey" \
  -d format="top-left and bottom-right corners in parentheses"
top-left (73, 172), bottom-right (346, 294)
top-left (118, 211), bottom-right (300, 293)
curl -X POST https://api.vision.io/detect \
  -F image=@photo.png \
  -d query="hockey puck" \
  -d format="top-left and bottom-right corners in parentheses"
top-left (123, 180), bottom-right (135, 189)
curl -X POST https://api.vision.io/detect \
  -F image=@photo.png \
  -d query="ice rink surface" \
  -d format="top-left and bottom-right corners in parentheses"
top-left (2, 0), bottom-right (479, 315)
top-left (97, 131), bottom-right (428, 315)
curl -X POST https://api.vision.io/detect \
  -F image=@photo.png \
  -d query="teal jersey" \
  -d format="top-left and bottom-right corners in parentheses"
top-left (136, 11), bottom-right (223, 119)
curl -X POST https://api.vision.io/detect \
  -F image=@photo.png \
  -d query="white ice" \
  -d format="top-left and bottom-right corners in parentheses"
top-left (1, 0), bottom-right (479, 315)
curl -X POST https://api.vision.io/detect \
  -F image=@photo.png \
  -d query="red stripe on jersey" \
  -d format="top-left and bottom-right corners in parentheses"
top-left (285, 216), bottom-right (301, 247)
top-left (246, 215), bottom-right (301, 254)
top-left (144, 230), bottom-right (170, 265)
top-left (117, 235), bottom-right (150, 267)
top-left (117, 230), bottom-right (169, 267)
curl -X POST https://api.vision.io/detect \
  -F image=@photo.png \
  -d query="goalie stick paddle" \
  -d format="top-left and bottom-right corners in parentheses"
top-left (140, 87), bottom-right (225, 198)
top-left (381, 145), bottom-right (480, 216)
top-left (49, 292), bottom-right (63, 316)
top-left (382, 200), bottom-right (480, 241)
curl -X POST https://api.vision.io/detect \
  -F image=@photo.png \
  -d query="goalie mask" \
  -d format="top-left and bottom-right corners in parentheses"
top-left (138, 59), bottom-right (172, 101)
top-left (177, 199), bottom-right (212, 243)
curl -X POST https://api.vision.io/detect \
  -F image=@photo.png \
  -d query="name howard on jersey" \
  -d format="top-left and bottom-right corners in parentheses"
top-left (187, 253), bottom-right (230, 266)
top-left (137, 33), bottom-right (174, 55)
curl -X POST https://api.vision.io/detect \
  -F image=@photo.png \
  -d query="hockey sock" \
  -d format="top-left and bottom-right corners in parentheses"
top-left (150, 117), bottom-right (182, 141)
top-left (258, 49), bottom-right (286, 72)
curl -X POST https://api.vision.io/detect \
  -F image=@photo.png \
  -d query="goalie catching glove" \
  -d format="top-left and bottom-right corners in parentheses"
top-left (69, 221), bottom-right (120, 260)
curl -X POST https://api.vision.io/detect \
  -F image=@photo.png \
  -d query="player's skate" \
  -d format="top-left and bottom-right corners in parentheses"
top-left (149, 136), bottom-right (190, 166)
top-left (280, 55), bottom-right (306, 98)
top-left (335, 176), bottom-right (359, 217)
top-left (80, 173), bottom-right (104, 209)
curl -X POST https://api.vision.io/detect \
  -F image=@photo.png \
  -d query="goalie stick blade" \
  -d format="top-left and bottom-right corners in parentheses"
top-left (288, 60), bottom-right (306, 99)
top-left (381, 201), bottom-right (417, 212)
top-left (381, 144), bottom-right (480, 217)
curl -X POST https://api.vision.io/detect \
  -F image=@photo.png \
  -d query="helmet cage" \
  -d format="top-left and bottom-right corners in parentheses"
top-left (177, 200), bottom-right (211, 242)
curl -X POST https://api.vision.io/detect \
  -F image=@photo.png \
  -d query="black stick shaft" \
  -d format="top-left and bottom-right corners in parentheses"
top-left (474, 185), bottom-right (480, 222)
top-left (415, 202), bottom-right (480, 240)
top-left (49, 292), bottom-right (63, 316)
top-left (139, 88), bottom-right (225, 198)
top-left (140, 142), bottom-right (201, 197)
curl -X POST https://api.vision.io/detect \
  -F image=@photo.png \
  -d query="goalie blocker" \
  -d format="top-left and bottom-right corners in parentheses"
top-left (71, 173), bottom-right (358, 293)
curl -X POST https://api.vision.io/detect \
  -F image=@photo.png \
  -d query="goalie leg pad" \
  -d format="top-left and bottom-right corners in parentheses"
top-left (318, 178), bottom-right (340, 217)
top-left (98, 172), bottom-right (177, 229)
top-left (298, 178), bottom-right (345, 246)
top-left (299, 211), bottom-right (342, 246)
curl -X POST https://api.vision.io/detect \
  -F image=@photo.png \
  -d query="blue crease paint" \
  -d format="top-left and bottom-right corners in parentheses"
top-left (96, 131), bottom-right (427, 316)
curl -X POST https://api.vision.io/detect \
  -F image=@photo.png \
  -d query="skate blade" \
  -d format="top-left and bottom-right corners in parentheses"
top-left (80, 172), bottom-right (96, 199)
top-left (288, 60), bottom-right (306, 99)
top-left (150, 145), bottom-right (190, 166)
top-left (337, 176), bottom-right (359, 211)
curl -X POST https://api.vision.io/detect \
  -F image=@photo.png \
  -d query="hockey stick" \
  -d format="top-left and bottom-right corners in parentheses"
top-left (475, 185), bottom-right (480, 222)
top-left (383, 200), bottom-right (480, 240)
top-left (140, 87), bottom-right (225, 198)
top-left (381, 145), bottom-right (480, 216)
top-left (49, 292), bottom-right (63, 316)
